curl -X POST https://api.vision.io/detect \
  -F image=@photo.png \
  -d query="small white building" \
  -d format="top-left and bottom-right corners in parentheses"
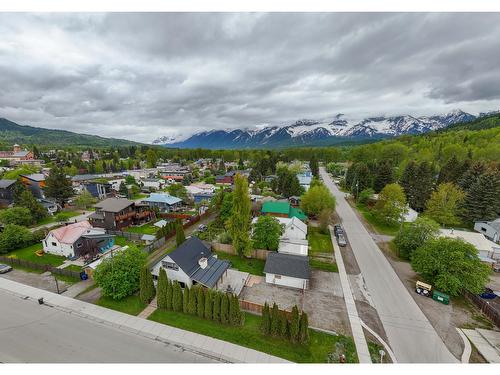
top-left (440, 228), bottom-right (500, 261)
top-left (278, 238), bottom-right (309, 256)
top-left (264, 252), bottom-right (310, 290)
top-left (141, 178), bottom-right (165, 191)
top-left (474, 219), bottom-right (500, 243)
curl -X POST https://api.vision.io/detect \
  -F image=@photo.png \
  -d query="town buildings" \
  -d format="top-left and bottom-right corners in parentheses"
top-left (89, 198), bottom-right (154, 230)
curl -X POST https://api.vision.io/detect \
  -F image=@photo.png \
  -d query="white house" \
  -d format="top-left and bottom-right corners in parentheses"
top-left (141, 178), bottom-right (165, 191)
top-left (43, 221), bottom-right (108, 258)
top-left (440, 228), bottom-right (500, 261)
top-left (151, 237), bottom-right (230, 289)
top-left (474, 219), bottom-right (500, 243)
top-left (264, 252), bottom-right (310, 290)
top-left (251, 216), bottom-right (307, 241)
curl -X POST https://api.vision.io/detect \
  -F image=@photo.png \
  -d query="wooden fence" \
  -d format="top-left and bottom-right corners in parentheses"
top-left (464, 290), bottom-right (500, 328)
top-left (239, 299), bottom-right (293, 319)
top-left (0, 256), bottom-right (81, 279)
top-left (211, 242), bottom-right (271, 260)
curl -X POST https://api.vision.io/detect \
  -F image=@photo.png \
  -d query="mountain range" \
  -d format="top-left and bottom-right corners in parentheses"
top-left (0, 118), bottom-right (139, 148)
top-left (153, 110), bottom-right (480, 149)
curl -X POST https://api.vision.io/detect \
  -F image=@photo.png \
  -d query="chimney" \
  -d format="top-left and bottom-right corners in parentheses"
top-left (13, 144), bottom-right (21, 153)
top-left (198, 257), bottom-right (208, 269)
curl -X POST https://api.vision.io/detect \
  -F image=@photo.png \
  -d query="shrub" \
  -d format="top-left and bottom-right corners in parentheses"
top-left (157, 268), bottom-right (168, 309)
top-left (213, 292), bottom-right (221, 322)
top-left (204, 289), bottom-right (213, 320)
top-left (166, 279), bottom-right (173, 310)
top-left (260, 302), bottom-right (271, 335)
top-left (139, 266), bottom-right (155, 304)
top-left (183, 287), bottom-right (190, 314)
top-left (298, 312), bottom-right (310, 344)
top-left (197, 287), bottom-right (205, 318)
top-left (220, 293), bottom-right (229, 324)
top-left (270, 303), bottom-right (280, 336)
top-left (358, 188), bottom-right (374, 205)
top-left (289, 305), bottom-right (300, 342)
top-left (188, 286), bottom-right (197, 315)
top-left (172, 281), bottom-right (183, 312)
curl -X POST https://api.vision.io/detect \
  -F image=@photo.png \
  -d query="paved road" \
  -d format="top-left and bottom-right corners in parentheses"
top-left (320, 167), bottom-right (457, 363)
top-left (0, 290), bottom-right (215, 363)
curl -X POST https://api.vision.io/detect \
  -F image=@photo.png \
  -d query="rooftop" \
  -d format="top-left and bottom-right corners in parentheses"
top-left (440, 229), bottom-right (500, 252)
top-left (0, 179), bottom-right (16, 189)
top-left (94, 197), bottom-right (134, 213)
top-left (264, 252), bottom-right (310, 279)
top-left (143, 193), bottom-right (182, 205)
top-left (47, 221), bottom-right (105, 245)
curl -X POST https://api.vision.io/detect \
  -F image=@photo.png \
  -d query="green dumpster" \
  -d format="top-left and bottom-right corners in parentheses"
top-left (432, 291), bottom-right (450, 305)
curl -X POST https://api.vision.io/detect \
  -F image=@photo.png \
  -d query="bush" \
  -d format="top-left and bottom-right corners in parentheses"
top-left (197, 287), bottom-right (205, 318)
top-left (157, 268), bottom-right (168, 309)
top-left (357, 188), bottom-right (374, 205)
top-left (166, 279), bottom-right (173, 310)
top-left (188, 286), bottom-right (197, 315)
top-left (218, 231), bottom-right (232, 244)
top-left (94, 247), bottom-right (147, 300)
top-left (220, 293), bottom-right (229, 324)
top-left (394, 217), bottom-right (440, 260)
top-left (298, 312), bottom-right (310, 344)
top-left (0, 207), bottom-right (34, 226)
top-left (204, 289), bottom-right (213, 320)
top-left (172, 281), bottom-right (183, 312)
top-left (139, 266), bottom-right (155, 304)
top-left (270, 303), bottom-right (280, 336)
top-left (213, 292), bottom-right (221, 322)
top-left (289, 306), bottom-right (300, 342)
top-left (260, 302), bottom-right (271, 335)
top-left (0, 224), bottom-right (34, 254)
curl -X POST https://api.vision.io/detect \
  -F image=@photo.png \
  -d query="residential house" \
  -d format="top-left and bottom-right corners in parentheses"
top-left (142, 193), bottom-right (183, 213)
top-left (288, 195), bottom-right (301, 207)
top-left (20, 173), bottom-right (46, 199)
top-left (186, 184), bottom-right (215, 203)
top-left (39, 198), bottom-right (60, 215)
top-left (43, 221), bottom-right (114, 259)
top-left (0, 144), bottom-right (35, 165)
top-left (0, 179), bottom-right (17, 206)
top-left (89, 197), bottom-right (154, 230)
top-left (474, 219), bottom-right (500, 243)
top-left (440, 228), bottom-right (500, 261)
top-left (84, 181), bottom-right (112, 200)
top-left (264, 252), bottom-right (310, 290)
top-left (141, 178), bottom-right (165, 191)
top-left (253, 216), bottom-right (308, 256)
top-left (297, 172), bottom-right (312, 191)
top-left (151, 237), bottom-right (230, 289)
top-left (261, 201), bottom-right (307, 221)
top-left (162, 175), bottom-right (184, 184)
top-left (215, 171), bottom-right (237, 185)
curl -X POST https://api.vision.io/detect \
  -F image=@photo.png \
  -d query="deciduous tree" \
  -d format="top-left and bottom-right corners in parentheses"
top-left (425, 183), bottom-right (465, 226)
top-left (300, 185), bottom-right (336, 217)
top-left (394, 217), bottom-right (440, 260)
top-left (252, 215), bottom-right (284, 251)
top-left (374, 183), bottom-right (408, 225)
top-left (228, 174), bottom-right (252, 257)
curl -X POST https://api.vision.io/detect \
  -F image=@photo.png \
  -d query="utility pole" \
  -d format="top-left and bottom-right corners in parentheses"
top-left (53, 275), bottom-right (60, 294)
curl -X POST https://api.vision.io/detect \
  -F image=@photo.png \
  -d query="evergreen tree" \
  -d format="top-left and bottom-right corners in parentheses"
top-left (228, 174), bottom-right (252, 257)
top-left (309, 154), bottom-right (319, 177)
top-left (278, 312), bottom-right (289, 338)
top-left (139, 266), bottom-right (155, 304)
top-left (298, 312), bottom-right (310, 344)
top-left (213, 292), bottom-right (221, 322)
top-left (118, 181), bottom-right (129, 197)
top-left (461, 169), bottom-right (500, 223)
top-left (172, 281), bottom-right (182, 312)
top-left (220, 293), bottom-right (229, 324)
top-left (166, 279), bottom-right (173, 310)
top-left (197, 287), bottom-right (205, 318)
top-left (188, 285), bottom-right (197, 315)
top-left (260, 302), bottom-right (271, 335)
top-left (183, 287), bottom-right (190, 314)
top-left (437, 156), bottom-right (468, 185)
top-left (233, 295), bottom-right (244, 326)
top-left (175, 220), bottom-right (186, 247)
top-left (270, 303), bottom-right (280, 336)
top-left (289, 305), bottom-right (300, 342)
top-left (44, 165), bottom-right (74, 206)
top-left (204, 289), bottom-right (213, 320)
top-left (156, 268), bottom-right (168, 310)
top-left (373, 161), bottom-right (394, 193)
top-left (15, 189), bottom-right (47, 222)
top-left (458, 161), bottom-right (486, 192)
top-left (401, 161), bottom-right (435, 212)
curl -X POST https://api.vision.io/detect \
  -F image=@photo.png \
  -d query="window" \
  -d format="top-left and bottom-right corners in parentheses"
top-left (274, 274), bottom-right (281, 279)
top-left (481, 227), bottom-right (486, 232)
top-left (77, 243), bottom-right (82, 248)
top-left (51, 242), bottom-right (57, 247)
top-left (162, 261), bottom-right (179, 271)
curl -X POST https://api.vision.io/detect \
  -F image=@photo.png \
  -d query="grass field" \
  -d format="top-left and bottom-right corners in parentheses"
top-left (63, 264), bottom-right (83, 272)
top-left (309, 259), bottom-right (339, 273)
top-left (8, 243), bottom-right (66, 267)
top-left (114, 236), bottom-right (143, 251)
top-left (215, 252), bottom-right (265, 275)
top-left (95, 294), bottom-right (147, 316)
top-left (34, 211), bottom-right (81, 226)
top-left (148, 310), bottom-right (357, 363)
top-left (125, 221), bottom-right (158, 235)
top-left (355, 203), bottom-right (399, 236)
top-left (308, 226), bottom-right (333, 255)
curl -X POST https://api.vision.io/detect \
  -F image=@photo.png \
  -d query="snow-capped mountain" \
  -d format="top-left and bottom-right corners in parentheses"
top-left (153, 110), bottom-right (477, 149)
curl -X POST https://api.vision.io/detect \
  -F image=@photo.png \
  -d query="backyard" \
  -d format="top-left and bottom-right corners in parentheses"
top-left (34, 210), bottom-right (82, 227)
top-left (95, 294), bottom-right (147, 316)
top-left (125, 221), bottom-right (159, 235)
top-left (7, 242), bottom-right (65, 267)
top-left (308, 226), bottom-right (333, 255)
top-left (215, 251), bottom-right (265, 275)
top-left (148, 309), bottom-right (358, 363)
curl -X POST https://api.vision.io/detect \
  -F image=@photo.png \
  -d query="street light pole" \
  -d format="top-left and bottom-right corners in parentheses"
top-left (54, 275), bottom-right (60, 294)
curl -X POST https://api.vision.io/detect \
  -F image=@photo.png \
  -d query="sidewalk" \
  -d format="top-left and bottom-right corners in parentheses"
top-left (0, 277), bottom-right (288, 363)
top-left (329, 226), bottom-right (372, 363)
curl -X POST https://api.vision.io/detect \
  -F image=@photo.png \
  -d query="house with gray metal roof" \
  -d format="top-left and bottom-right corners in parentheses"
top-left (264, 252), bottom-right (310, 290)
top-left (151, 236), bottom-right (230, 289)
top-left (475, 218), bottom-right (500, 244)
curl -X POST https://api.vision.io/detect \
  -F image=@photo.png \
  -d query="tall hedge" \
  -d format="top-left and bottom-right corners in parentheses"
top-left (260, 302), bottom-right (271, 335)
top-left (156, 268), bottom-right (168, 310)
top-left (229, 295), bottom-right (243, 326)
top-left (197, 287), bottom-right (205, 318)
top-left (188, 285), bottom-right (197, 315)
top-left (213, 292), bottom-right (221, 322)
top-left (289, 305), bottom-right (300, 342)
top-left (183, 287), bottom-right (190, 314)
top-left (298, 312), bottom-right (309, 344)
top-left (220, 293), bottom-right (229, 324)
top-left (172, 281), bottom-right (182, 312)
top-left (166, 279), bottom-right (173, 310)
top-left (139, 266), bottom-right (155, 304)
top-left (204, 289), bottom-right (213, 320)
top-left (279, 312), bottom-right (288, 338)
top-left (270, 303), bottom-right (280, 336)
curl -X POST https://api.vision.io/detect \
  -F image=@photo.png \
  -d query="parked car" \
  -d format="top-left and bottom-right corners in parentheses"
top-left (479, 288), bottom-right (497, 299)
top-left (198, 224), bottom-right (208, 232)
top-left (0, 263), bottom-right (12, 274)
top-left (334, 224), bottom-right (344, 238)
top-left (337, 233), bottom-right (347, 247)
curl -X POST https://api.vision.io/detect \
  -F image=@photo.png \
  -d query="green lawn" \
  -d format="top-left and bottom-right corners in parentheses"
top-left (148, 310), bottom-right (357, 363)
top-left (63, 264), bottom-right (83, 272)
top-left (96, 294), bottom-right (147, 316)
top-left (34, 211), bottom-right (81, 227)
top-left (308, 226), bottom-right (333, 255)
top-left (55, 273), bottom-right (81, 285)
top-left (114, 236), bottom-right (143, 251)
top-left (215, 252), bottom-right (265, 275)
top-left (125, 221), bottom-right (158, 235)
top-left (355, 203), bottom-right (399, 236)
top-left (8, 243), bottom-right (66, 267)
top-left (309, 259), bottom-right (339, 273)
top-left (130, 193), bottom-right (148, 200)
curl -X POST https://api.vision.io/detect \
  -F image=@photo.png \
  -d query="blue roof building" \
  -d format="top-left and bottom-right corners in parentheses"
top-left (142, 193), bottom-right (183, 212)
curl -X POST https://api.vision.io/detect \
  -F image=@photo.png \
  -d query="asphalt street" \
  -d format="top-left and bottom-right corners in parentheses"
top-left (0, 289), bottom-right (217, 363)
top-left (320, 167), bottom-right (457, 363)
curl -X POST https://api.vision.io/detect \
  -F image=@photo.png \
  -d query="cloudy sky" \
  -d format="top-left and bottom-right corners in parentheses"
top-left (0, 13), bottom-right (499, 143)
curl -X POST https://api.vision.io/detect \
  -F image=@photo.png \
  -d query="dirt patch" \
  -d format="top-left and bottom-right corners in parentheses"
top-left (76, 285), bottom-right (102, 303)
top-left (339, 244), bottom-right (361, 274)
top-left (304, 293), bottom-right (350, 335)
top-left (356, 300), bottom-right (388, 343)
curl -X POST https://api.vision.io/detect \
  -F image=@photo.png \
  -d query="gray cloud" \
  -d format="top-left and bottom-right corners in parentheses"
top-left (0, 12), bottom-right (499, 143)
